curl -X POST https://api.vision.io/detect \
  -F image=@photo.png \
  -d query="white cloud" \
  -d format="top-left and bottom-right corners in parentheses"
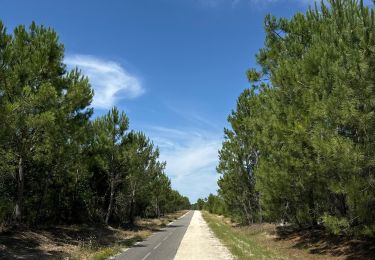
top-left (65, 55), bottom-right (144, 109)
top-left (146, 126), bottom-right (222, 203)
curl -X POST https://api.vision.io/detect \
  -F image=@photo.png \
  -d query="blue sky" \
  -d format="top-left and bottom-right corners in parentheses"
top-left (1, 0), bottom-right (326, 202)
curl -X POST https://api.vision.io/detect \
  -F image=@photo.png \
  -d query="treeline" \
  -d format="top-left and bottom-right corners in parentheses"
top-left (204, 0), bottom-right (375, 237)
top-left (0, 21), bottom-right (189, 227)
top-left (193, 195), bottom-right (227, 216)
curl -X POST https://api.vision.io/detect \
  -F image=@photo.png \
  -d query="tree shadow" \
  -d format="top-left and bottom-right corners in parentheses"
top-left (0, 226), bottom-right (121, 259)
top-left (0, 231), bottom-right (69, 259)
top-left (274, 225), bottom-right (375, 259)
top-left (0, 211), bottom-right (187, 259)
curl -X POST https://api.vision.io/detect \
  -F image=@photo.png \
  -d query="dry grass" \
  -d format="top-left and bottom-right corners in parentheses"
top-left (202, 211), bottom-right (375, 260)
top-left (0, 210), bottom-right (188, 260)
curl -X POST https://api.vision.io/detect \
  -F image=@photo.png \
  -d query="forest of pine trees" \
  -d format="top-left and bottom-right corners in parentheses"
top-left (0, 21), bottom-right (190, 227)
top-left (205, 0), bottom-right (375, 237)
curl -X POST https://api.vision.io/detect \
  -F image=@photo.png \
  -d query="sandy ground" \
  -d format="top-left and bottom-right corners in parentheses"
top-left (0, 211), bottom-right (189, 260)
top-left (174, 210), bottom-right (233, 260)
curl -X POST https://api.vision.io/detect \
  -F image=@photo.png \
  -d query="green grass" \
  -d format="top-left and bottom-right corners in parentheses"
top-left (90, 235), bottom-right (144, 260)
top-left (202, 211), bottom-right (285, 260)
top-left (84, 211), bottom-right (188, 259)
top-left (92, 246), bottom-right (122, 260)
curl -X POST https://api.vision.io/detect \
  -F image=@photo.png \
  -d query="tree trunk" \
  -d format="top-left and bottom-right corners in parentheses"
top-left (258, 192), bottom-right (262, 223)
top-left (242, 200), bottom-right (252, 224)
top-left (309, 186), bottom-right (317, 226)
top-left (15, 156), bottom-right (24, 223)
top-left (129, 189), bottom-right (136, 226)
top-left (156, 201), bottom-right (160, 218)
top-left (105, 173), bottom-right (115, 225)
top-left (36, 176), bottom-right (49, 223)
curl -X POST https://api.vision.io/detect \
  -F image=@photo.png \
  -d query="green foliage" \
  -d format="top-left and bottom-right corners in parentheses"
top-left (0, 21), bottom-right (189, 227)
top-left (204, 194), bottom-right (227, 215)
top-left (197, 198), bottom-right (205, 210)
top-left (90, 107), bottom-right (130, 224)
top-left (217, 88), bottom-right (262, 224)
top-left (323, 214), bottom-right (350, 235)
top-left (217, 0), bottom-right (375, 237)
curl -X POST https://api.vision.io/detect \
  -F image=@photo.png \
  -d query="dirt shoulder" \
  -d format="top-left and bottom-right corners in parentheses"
top-left (174, 210), bottom-right (233, 260)
top-left (202, 211), bottom-right (375, 260)
top-left (0, 210), bottom-right (188, 260)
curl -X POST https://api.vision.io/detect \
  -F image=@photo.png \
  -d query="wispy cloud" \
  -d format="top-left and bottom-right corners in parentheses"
top-left (164, 103), bottom-right (221, 131)
top-left (65, 55), bottom-right (145, 109)
top-left (146, 125), bottom-right (222, 203)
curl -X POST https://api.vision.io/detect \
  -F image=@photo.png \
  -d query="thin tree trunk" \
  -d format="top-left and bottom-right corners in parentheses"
top-left (258, 192), bottom-right (262, 223)
top-left (242, 200), bottom-right (252, 224)
top-left (36, 176), bottom-right (49, 222)
top-left (15, 156), bottom-right (24, 223)
top-left (156, 198), bottom-right (160, 218)
top-left (105, 173), bottom-right (115, 225)
top-left (129, 188), bottom-right (136, 226)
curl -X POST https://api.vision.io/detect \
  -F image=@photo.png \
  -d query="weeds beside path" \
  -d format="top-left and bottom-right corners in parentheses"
top-left (202, 211), bottom-right (283, 259)
top-left (0, 210), bottom-right (188, 260)
top-left (202, 211), bottom-right (374, 260)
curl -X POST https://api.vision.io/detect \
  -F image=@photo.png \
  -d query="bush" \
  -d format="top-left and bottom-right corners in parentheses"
top-left (323, 214), bottom-right (350, 235)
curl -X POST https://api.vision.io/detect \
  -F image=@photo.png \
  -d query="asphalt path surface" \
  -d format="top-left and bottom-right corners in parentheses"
top-left (115, 211), bottom-right (193, 260)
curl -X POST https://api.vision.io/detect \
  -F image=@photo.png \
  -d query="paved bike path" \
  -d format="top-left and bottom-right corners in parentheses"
top-left (115, 211), bottom-right (193, 260)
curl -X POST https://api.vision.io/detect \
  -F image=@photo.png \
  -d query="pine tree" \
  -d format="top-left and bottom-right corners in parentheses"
top-left (219, 0), bottom-right (375, 236)
top-left (92, 107), bottom-right (129, 225)
top-left (0, 22), bottom-right (93, 224)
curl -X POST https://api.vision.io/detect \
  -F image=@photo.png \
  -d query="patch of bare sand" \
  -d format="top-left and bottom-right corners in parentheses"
top-left (174, 210), bottom-right (233, 260)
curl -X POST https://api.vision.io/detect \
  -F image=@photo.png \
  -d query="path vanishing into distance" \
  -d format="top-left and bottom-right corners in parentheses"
top-left (115, 210), bottom-right (233, 260)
